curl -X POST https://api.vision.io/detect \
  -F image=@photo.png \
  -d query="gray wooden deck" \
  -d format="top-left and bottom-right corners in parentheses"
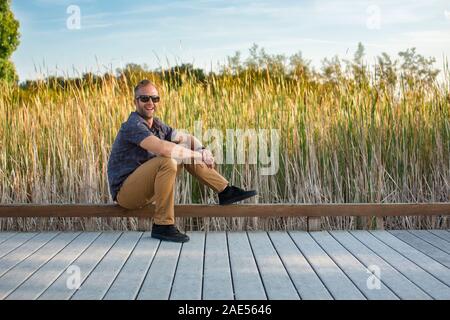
top-left (0, 230), bottom-right (449, 300)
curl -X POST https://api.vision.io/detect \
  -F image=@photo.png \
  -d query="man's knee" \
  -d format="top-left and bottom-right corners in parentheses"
top-left (116, 192), bottom-right (146, 210)
top-left (158, 156), bottom-right (179, 172)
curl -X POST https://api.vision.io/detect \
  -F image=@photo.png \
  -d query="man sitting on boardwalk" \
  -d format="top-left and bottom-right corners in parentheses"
top-left (107, 80), bottom-right (257, 243)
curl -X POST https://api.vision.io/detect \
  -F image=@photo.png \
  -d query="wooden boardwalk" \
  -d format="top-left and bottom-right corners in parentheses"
top-left (0, 230), bottom-right (449, 300)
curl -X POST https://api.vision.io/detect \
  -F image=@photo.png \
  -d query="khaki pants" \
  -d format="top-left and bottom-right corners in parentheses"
top-left (116, 156), bottom-right (229, 225)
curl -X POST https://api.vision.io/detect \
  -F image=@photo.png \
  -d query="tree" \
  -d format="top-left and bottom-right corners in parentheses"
top-left (116, 63), bottom-right (148, 80)
top-left (398, 47), bottom-right (439, 86)
top-left (0, 0), bottom-right (20, 83)
top-left (160, 63), bottom-right (206, 88)
top-left (375, 52), bottom-right (397, 87)
top-left (289, 51), bottom-right (312, 80)
top-left (321, 55), bottom-right (343, 83)
top-left (343, 42), bottom-right (368, 85)
top-left (225, 51), bottom-right (242, 75)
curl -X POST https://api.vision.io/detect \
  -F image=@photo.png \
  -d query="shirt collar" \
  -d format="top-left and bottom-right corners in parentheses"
top-left (132, 111), bottom-right (161, 131)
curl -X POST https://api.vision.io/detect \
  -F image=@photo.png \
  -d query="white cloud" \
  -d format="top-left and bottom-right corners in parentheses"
top-left (312, 0), bottom-right (443, 27)
top-left (444, 10), bottom-right (450, 20)
top-left (397, 29), bottom-right (450, 44)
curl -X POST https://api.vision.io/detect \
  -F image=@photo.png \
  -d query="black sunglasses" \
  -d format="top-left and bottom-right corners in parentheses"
top-left (136, 95), bottom-right (160, 103)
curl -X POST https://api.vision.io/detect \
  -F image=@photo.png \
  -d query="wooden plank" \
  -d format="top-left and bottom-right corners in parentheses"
top-left (268, 231), bottom-right (332, 300)
top-left (0, 232), bottom-right (59, 278)
top-left (370, 230), bottom-right (450, 287)
top-left (0, 232), bottom-right (80, 299)
top-left (6, 232), bottom-right (100, 300)
top-left (170, 232), bottom-right (205, 300)
top-left (0, 233), bottom-right (16, 245)
top-left (38, 232), bottom-right (122, 300)
top-left (310, 231), bottom-right (398, 300)
top-left (407, 230), bottom-right (450, 254)
top-left (247, 232), bottom-right (299, 300)
top-left (136, 240), bottom-right (181, 300)
top-left (288, 231), bottom-right (365, 300)
top-left (71, 232), bottom-right (142, 300)
top-left (103, 232), bottom-right (158, 300)
top-left (202, 232), bottom-right (234, 300)
top-left (330, 231), bottom-right (431, 299)
top-left (389, 231), bottom-right (450, 268)
top-left (227, 232), bottom-right (266, 300)
top-left (0, 203), bottom-right (449, 218)
top-left (428, 230), bottom-right (450, 243)
top-left (0, 233), bottom-right (38, 259)
top-left (350, 230), bottom-right (450, 299)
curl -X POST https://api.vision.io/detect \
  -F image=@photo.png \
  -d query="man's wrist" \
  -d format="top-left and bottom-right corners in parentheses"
top-left (193, 150), bottom-right (203, 160)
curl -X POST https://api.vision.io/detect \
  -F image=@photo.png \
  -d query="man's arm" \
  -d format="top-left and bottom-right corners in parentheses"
top-left (171, 131), bottom-right (204, 151)
top-left (172, 132), bottom-right (216, 168)
top-left (139, 135), bottom-right (203, 162)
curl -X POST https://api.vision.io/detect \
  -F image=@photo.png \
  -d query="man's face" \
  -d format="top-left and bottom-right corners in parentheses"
top-left (134, 85), bottom-right (159, 120)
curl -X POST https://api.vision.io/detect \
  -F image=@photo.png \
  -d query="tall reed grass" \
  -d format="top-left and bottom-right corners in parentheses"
top-left (0, 64), bottom-right (449, 231)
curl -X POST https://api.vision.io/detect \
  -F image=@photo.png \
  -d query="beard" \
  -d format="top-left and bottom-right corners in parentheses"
top-left (137, 106), bottom-right (154, 119)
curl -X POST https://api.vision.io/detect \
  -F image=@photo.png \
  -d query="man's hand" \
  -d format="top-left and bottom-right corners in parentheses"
top-left (200, 149), bottom-right (215, 168)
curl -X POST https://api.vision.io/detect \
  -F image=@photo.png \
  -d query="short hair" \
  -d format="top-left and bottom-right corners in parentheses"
top-left (134, 79), bottom-right (156, 97)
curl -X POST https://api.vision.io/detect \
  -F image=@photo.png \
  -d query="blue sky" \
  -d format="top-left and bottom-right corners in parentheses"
top-left (11, 0), bottom-right (450, 81)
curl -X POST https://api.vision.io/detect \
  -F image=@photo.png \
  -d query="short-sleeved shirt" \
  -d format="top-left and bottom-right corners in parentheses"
top-left (107, 111), bottom-right (177, 201)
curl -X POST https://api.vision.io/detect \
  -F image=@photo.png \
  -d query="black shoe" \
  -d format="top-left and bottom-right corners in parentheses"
top-left (218, 185), bottom-right (258, 205)
top-left (151, 224), bottom-right (190, 243)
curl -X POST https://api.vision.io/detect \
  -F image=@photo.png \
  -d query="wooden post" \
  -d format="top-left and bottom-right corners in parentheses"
top-left (431, 216), bottom-right (437, 228)
top-left (356, 216), bottom-right (368, 230)
top-left (375, 217), bottom-right (384, 230)
top-left (137, 217), bottom-right (150, 231)
top-left (307, 217), bottom-right (321, 232)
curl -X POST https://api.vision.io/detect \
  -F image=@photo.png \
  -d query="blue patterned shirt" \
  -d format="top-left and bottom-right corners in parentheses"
top-left (107, 112), bottom-right (177, 201)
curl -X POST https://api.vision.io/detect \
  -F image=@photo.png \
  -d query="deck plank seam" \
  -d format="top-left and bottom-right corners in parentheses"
top-left (101, 232), bottom-right (145, 300)
top-left (308, 231), bottom-right (369, 300)
top-left (0, 233), bottom-right (17, 246)
top-left (4, 231), bottom-right (83, 300)
top-left (356, 231), bottom-right (445, 300)
top-left (326, 231), bottom-right (401, 300)
top-left (225, 231), bottom-right (236, 301)
top-left (368, 230), bottom-right (450, 288)
top-left (200, 231), bottom-right (207, 300)
top-left (245, 231), bottom-right (268, 300)
top-left (0, 232), bottom-right (40, 260)
top-left (286, 231), bottom-right (335, 300)
top-left (135, 239), bottom-right (162, 300)
top-left (427, 230), bottom-right (450, 243)
top-left (267, 231), bottom-right (303, 300)
top-left (34, 232), bottom-right (103, 300)
top-left (393, 231), bottom-right (450, 264)
top-left (0, 232), bottom-right (61, 278)
top-left (167, 240), bottom-right (184, 300)
top-left (405, 230), bottom-right (450, 249)
top-left (347, 230), bottom-right (438, 299)
top-left (67, 232), bottom-right (123, 300)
